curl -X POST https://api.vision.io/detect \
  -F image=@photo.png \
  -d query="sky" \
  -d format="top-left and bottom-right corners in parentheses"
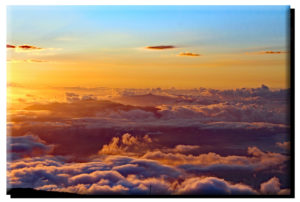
top-left (7, 6), bottom-right (290, 89)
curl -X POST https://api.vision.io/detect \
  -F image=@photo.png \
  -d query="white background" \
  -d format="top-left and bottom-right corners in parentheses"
top-left (0, 0), bottom-right (298, 201)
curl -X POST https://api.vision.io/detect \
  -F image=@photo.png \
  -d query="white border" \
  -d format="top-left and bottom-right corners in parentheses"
top-left (0, 0), bottom-right (298, 201)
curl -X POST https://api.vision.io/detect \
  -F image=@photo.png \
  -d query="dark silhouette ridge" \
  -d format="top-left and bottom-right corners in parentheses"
top-left (7, 188), bottom-right (290, 198)
top-left (7, 188), bottom-right (83, 198)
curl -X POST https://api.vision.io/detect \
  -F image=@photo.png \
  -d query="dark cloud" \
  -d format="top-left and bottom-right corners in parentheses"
top-left (7, 134), bottom-right (54, 160)
top-left (24, 98), bottom-right (160, 119)
top-left (6, 44), bottom-right (43, 50)
top-left (7, 44), bottom-right (16, 48)
top-left (246, 51), bottom-right (287, 55)
top-left (263, 51), bottom-right (287, 54)
top-left (178, 52), bottom-right (201, 57)
top-left (17, 44), bottom-right (43, 50)
top-left (146, 45), bottom-right (175, 50)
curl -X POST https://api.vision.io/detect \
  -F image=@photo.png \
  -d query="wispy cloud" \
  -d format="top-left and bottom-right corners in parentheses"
top-left (145, 45), bottom-right (176, 50)
top-left (245, 50), bottom-right (287, 55)
top-left (7, 44), bottom-right (43, 51)
top-left (7, 59), bottom-right (48, 63)
top-left (17, 45), bottom-right (43, 50)
top-left (6, 44), bottom-right (61, 56)
top-left (178, 52), bottom-right (201, 57)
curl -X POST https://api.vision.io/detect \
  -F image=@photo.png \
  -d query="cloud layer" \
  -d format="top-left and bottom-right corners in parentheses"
top-left (7, 153), bottom-right (290, 195)
top-left (7, 85), bottom-right (291, 195)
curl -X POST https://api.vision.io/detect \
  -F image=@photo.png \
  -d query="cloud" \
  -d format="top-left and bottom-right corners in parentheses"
top-left (7, 59), bottom-right (48, 63)
top-left (27, 59), bottom-right (47, 63)
top-left (98, 137), bottom-right (121, 155)
top-left (145, 45), bottom-right (175, 50)
top-left (177, 163), bottom-right (254, 179)
top-left (246, 146), bottom-right (288, 170)
top-left (245, 51), bottom-right (287, 55)
top-left (122, 133), bottom-right (139, 145)
top-left (7, 44), bottom-right (43, 50)
top-left (17, 45), bottom-right (43, 50)
top-left (81, 95), bottom-right (98, 101)
top-left (157, 102), bottom-right (287, 124)
top-left (8, 155), bottom-right (269, 195)
top-left (6, 43), bottom-right (61, 56)
top-left (142, 146), bottom-right (288, 171)
top-left (65, 92), bottom-right (80, 102)
top-left (77, 184), bottom-right (129, 195)
top-left (98, 133), bottom-right (153, 156)
top-left (276, 141), bottom-right (290, 150)
top-left (112, 93), bottom-right (179, 107)
top-left (167, 145), bottom-right (200, 153)
top-left (260, 177), bottom-right (280, 194)
top-left (260, 177), bottom-right (290, 195)
top-left (7, 44), bottom-right (16, 48)
top-left (24, 98), bottom-right (159, 120)
top-left (125, 176), bottom-right (172, 195)
top-left (7, 155), bottom-right (179, 194)
top-left (263, 51), bottom-right (287, 54)
top-left (176, 177), bottom-right (257, 195)
top-left (8, 86), bottom-right (289, 164)
top-left (6, 130), bottom-right (290, 196)
top-left (7, 83), bottom-right (291, 196)
top-left (17, 84), bottom-right (289, 125)
top-left (7, 134), bottom-right (54, 160)
top-left (69, 170), bottom-right (125, 185)
top-left (7, 85), bottom-right (291, 195)
top-left (178, 52), bottom-right (201, 57)
top-left (96, 133), bottom-right (288, 174)
top-left (65, 92), bottom-right (98, 102)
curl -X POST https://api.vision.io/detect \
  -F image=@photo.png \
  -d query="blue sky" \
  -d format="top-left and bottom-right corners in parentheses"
top-left (7, 6), bottom-right (290, 52)
top-left (6, 6), bottom-right (290, 89)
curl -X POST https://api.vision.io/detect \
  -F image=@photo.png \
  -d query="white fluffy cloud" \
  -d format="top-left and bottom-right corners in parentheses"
top-left (176, 177), bottom-right (257, 195)
top-left (8, 155), bottom-right (271, 195)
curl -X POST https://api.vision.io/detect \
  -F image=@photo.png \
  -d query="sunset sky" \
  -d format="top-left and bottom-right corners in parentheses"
top-left (7, 6), bottom-right (290, 90)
